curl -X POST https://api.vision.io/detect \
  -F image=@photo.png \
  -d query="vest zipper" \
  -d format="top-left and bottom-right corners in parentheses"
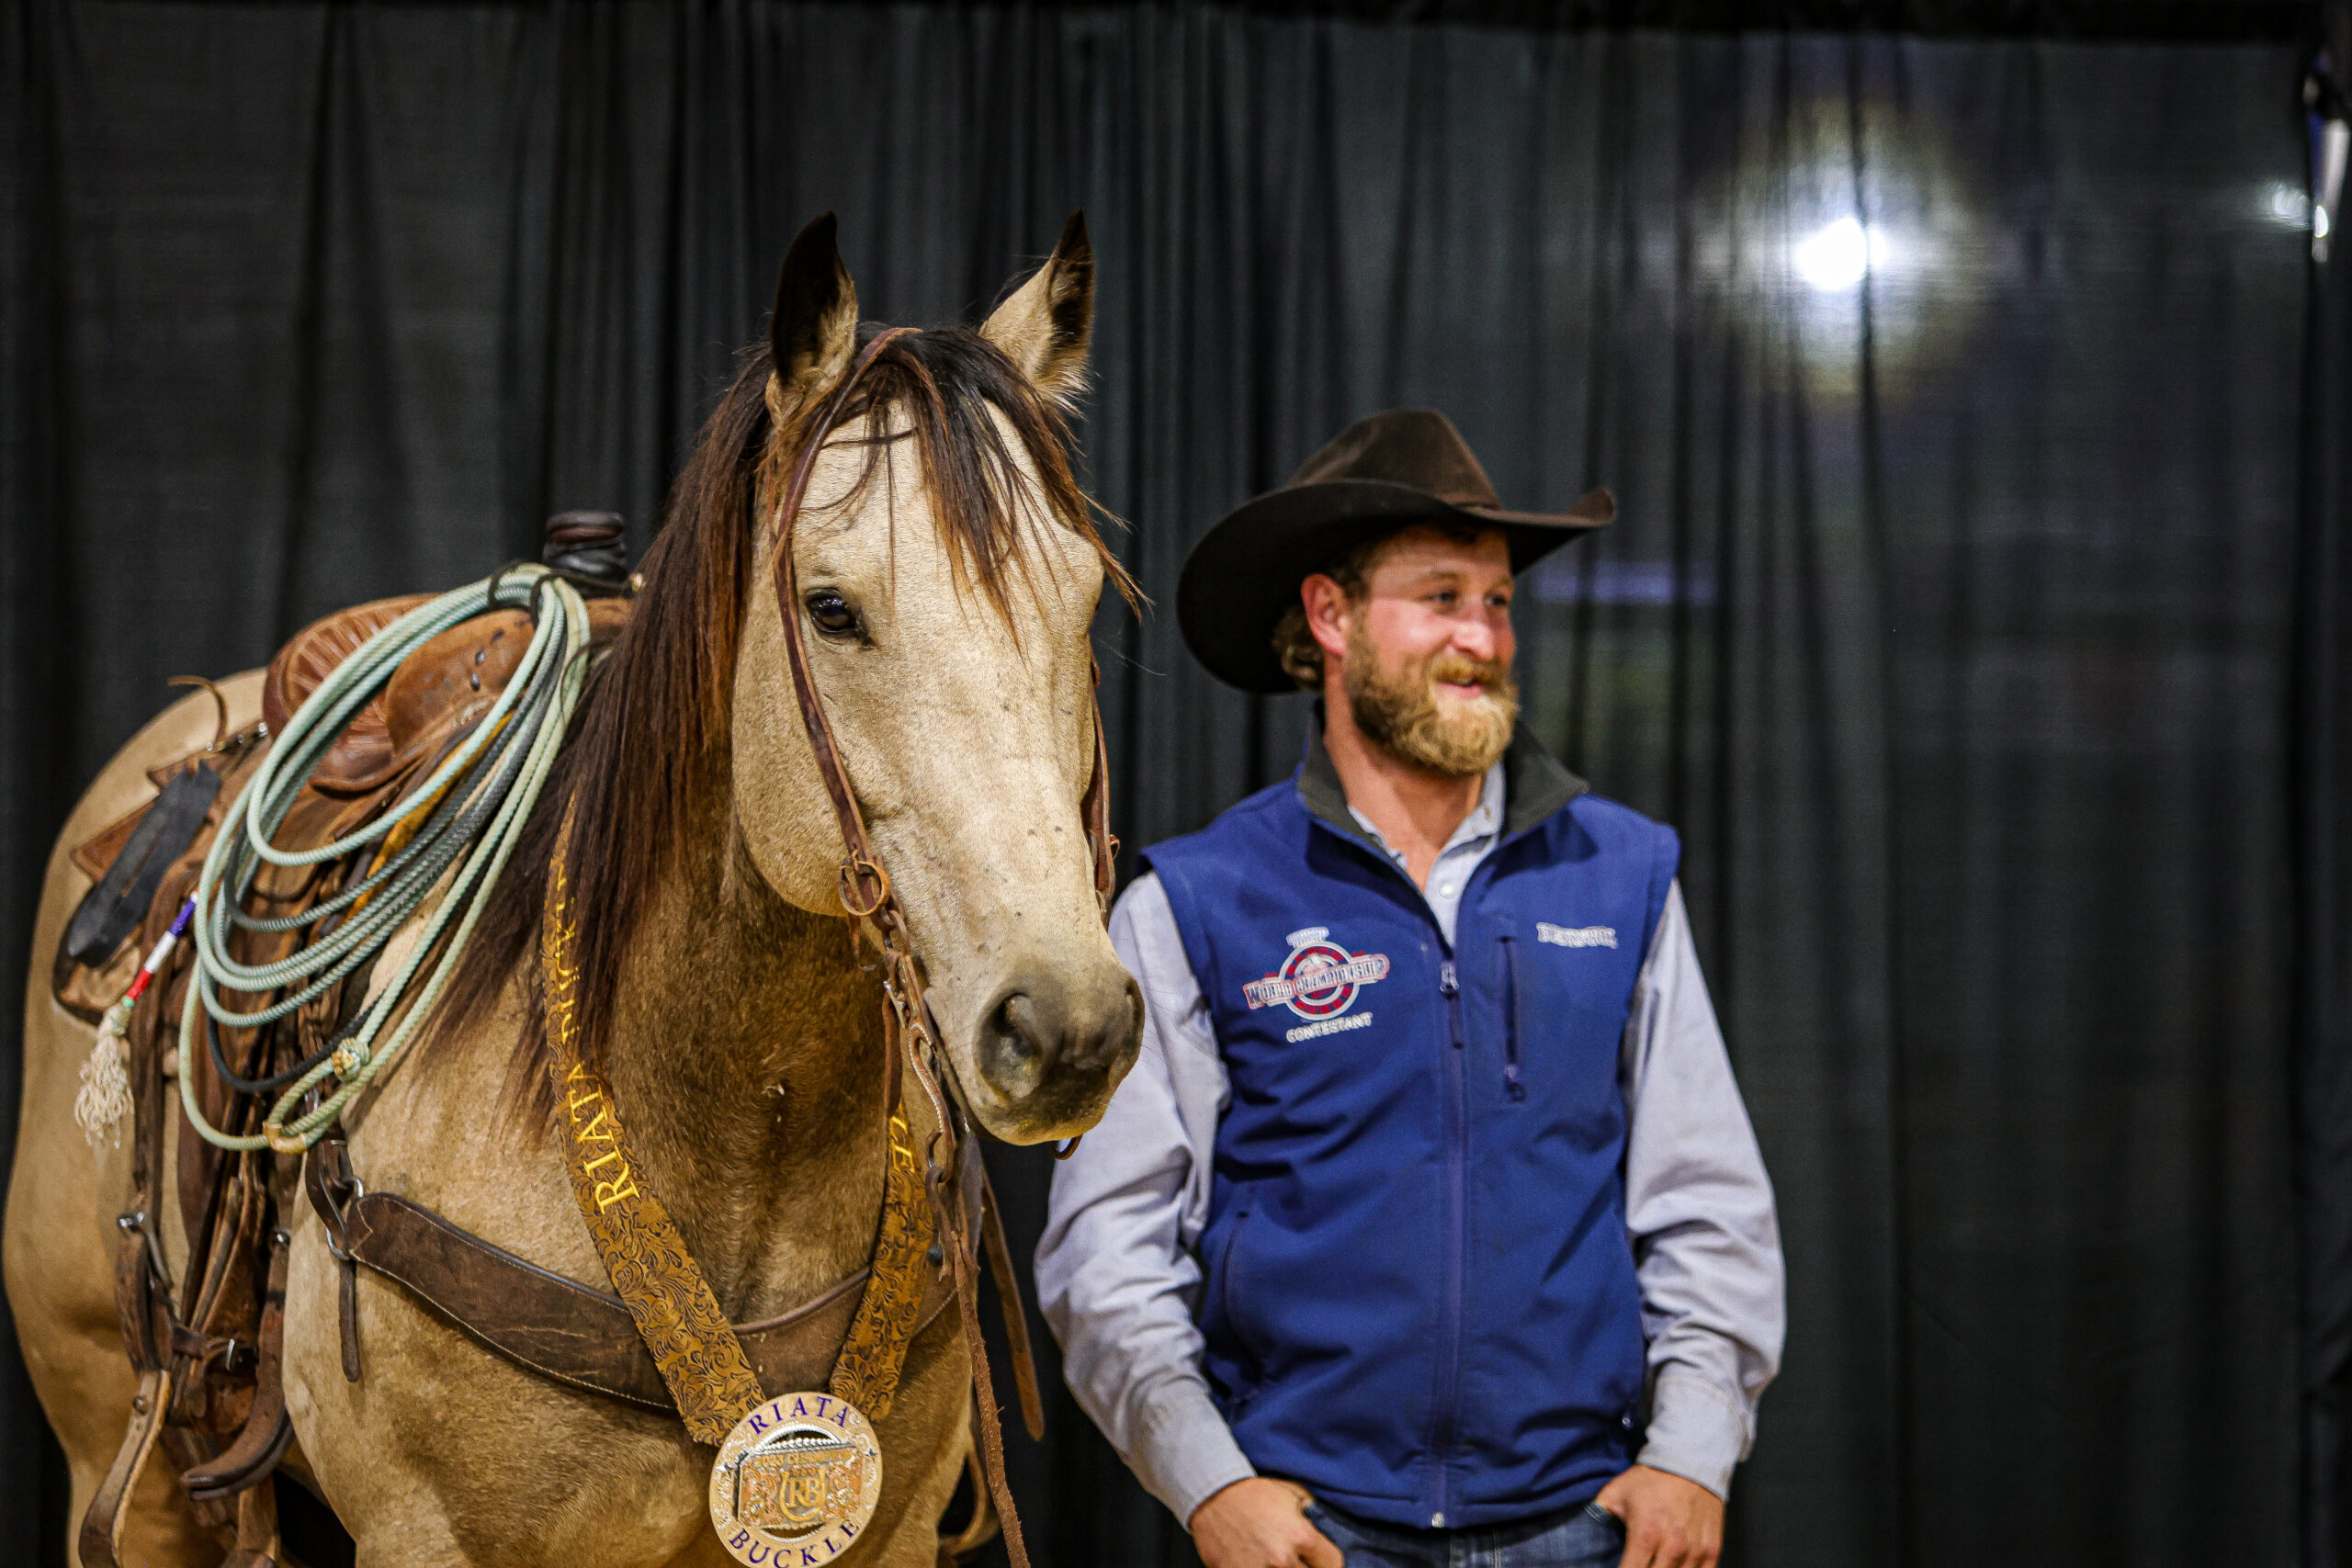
top-left (1499, 933), bottom-right (1526, 1101)
top-left (1433, 957), bottom-right (1467, 1526)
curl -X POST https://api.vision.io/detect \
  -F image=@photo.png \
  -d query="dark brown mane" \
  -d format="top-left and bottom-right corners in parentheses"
top-left (435, 323), bottom-right (1136, 1124)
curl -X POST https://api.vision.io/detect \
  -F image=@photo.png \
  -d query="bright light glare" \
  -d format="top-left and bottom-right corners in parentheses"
top-left (2267, 181), bottom-right (2314, 228)
top-left (2320, 205), bottom-right (2335, 241)
top-left (1792, 216), bottom-right (1889, 292)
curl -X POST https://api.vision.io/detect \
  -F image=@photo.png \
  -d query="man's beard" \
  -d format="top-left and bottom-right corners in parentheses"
top-left (1341, 621), bottom-right (1519, 777)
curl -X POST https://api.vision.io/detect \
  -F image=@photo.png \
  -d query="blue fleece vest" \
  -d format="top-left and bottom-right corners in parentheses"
top-left (1144, 756), bottom-right (1678, 1529)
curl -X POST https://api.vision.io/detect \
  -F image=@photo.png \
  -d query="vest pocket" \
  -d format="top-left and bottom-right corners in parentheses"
top-left (1216, 1208), bottom-right (1248, 1318)
top-left (1498, 932), bottom-right (1527, 1102)
top-left (1209, 1206), bottom-right (1258, 1394)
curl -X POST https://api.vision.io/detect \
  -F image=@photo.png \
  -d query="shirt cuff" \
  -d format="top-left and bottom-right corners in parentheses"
top-left (1635, 1368), bottom-right (1752, 1500)
top-left (1134, 1380), bottom-right (1258, 1526)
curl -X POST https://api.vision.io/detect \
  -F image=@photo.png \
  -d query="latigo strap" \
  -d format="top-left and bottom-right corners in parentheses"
top-left (300, 1156), bottom-right (954, 1410)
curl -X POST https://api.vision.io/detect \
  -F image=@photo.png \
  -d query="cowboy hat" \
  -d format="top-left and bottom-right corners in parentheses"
top-left (1175, 409), bottom-right (1614, 694)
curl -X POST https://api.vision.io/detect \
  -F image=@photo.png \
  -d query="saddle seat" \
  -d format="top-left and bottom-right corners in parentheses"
top-left (59, 588), bottom-right (635, 1023)
top-left (261, 592), bottom-right (631, 796)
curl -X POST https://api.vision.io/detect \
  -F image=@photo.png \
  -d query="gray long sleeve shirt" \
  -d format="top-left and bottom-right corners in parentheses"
top-left (1036, 764), bottom-right (1784, 1527)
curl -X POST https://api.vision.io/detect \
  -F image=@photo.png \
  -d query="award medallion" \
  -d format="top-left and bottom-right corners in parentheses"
top-left (709, 1393), bottom-right (883, 1565)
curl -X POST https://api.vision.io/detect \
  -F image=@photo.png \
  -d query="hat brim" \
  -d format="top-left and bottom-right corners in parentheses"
top-left (1176, 479), bottom-right (1615, 694)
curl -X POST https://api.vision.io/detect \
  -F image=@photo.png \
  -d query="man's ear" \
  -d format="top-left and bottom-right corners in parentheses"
top-left (768, 212), bottom-right (859, 423)
top-left (1301, 574), bottom-right (1352, 665)
top-left (980, 210), bottom-right (1093, 407)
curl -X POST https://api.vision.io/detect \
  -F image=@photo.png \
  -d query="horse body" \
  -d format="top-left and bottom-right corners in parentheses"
top-left (8, 217), bottom-right (1137, 1566)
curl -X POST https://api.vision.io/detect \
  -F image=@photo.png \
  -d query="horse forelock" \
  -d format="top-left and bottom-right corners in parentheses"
top-left (436, 324), bottom-right (1133, 1130)
top-left (766, 323), bottom-right (1137, 631)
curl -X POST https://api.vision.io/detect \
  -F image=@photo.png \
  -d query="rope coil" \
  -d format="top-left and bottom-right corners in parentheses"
top-left (180, 566), bottom-right (592, 1153)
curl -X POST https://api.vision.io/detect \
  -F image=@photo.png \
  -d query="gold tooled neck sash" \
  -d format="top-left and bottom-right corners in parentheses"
top-left (539, 814), bottom-right (938, 1445)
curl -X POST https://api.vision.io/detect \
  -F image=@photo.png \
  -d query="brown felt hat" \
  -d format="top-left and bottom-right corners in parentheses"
top-left (1177, 409), bottom-right (1615, 694)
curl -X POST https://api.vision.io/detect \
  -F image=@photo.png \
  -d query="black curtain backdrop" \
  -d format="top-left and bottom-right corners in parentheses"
top-left (0, 5), bottom-right (2334, 1566)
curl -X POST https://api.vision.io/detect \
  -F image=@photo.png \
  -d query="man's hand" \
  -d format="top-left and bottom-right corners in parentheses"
top-left (1190, 1477), bottom-right (1343, 1568)
top-left (1593, 1464), bottom-right (1723, 1568)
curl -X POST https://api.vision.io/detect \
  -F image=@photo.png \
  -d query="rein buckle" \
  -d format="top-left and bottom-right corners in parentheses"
top-left (837, 855), bottom-right (891, 919)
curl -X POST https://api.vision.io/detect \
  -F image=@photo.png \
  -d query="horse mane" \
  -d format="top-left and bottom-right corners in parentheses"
top-left (435, 322), bottom-right (1136, 1127)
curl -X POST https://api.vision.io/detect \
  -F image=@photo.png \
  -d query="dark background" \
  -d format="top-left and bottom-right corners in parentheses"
top-left (4, 1), bottom-right (2346, 1564)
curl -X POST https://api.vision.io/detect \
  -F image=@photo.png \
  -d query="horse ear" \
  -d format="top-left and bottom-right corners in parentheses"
top-left (769, 212), bottom-right (859, 418)
top-left (981, 210), bottom-right (1093, 407)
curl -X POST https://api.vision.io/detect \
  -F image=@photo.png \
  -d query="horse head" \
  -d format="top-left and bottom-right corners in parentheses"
top-left (730, 213), bottom-right (1142, 1145)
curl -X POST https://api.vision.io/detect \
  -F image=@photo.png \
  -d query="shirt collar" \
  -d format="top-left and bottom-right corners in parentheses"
top-left (1345, 759), bottom-right (1505, 863)
top-left (1295, 707), bottom-right (1588, 844)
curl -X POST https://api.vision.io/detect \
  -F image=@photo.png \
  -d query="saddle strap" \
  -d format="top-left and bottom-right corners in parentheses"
top-left (182, 1235), bottom-right (293, 1502)
top-left (81, 886), bottom-right (187, 1568)
top-left (76, 1366), bottom-right (173, 1568)
top-left (221, 1478), bottom-right (285, 1568)
top-left (302, 1146), bottom-right (953, 1411)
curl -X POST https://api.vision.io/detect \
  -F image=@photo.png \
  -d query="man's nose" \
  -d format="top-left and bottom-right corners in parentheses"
top-left (1451, 615), bottom-right (1499, 662)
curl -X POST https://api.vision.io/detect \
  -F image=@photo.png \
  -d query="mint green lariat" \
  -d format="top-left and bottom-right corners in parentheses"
top-left (181, 566), bottom-right (591, 1153)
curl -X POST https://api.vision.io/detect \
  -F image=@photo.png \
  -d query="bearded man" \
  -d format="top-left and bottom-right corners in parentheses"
top-left (1035, 412), bottom-right (1785, 1568)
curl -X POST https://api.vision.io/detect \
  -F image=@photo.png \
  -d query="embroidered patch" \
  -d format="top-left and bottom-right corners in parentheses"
top-left (1284, 1012), bottom-right (1374, 1044)
top-left (1536, 922), bottom-right (1617, 949)
top-left (1244, 926), bottom-right (1391, 1021)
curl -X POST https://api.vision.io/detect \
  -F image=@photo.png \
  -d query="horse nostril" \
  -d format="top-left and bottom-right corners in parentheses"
top-left (980, 990), bottom-right (1050, 1094)
top-left (975, 974), bottom-right (1142, 1110)
top-left (1063, 976), bottom-right (1143, 1077)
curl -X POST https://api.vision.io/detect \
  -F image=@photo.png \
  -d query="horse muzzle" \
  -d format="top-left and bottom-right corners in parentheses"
top-left (967, 964), bottom-right (1142, 1141)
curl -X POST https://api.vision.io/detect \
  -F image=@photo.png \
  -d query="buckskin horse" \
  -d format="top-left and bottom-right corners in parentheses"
top-left (7, 213), bottom-right (1143, 1566)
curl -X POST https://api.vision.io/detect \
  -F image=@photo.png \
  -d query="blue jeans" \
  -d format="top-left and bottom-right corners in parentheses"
top-left (1305, 1497), bottom-right (1626, 1568)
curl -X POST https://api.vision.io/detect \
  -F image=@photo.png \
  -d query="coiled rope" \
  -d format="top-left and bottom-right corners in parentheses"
top-left (181, 565), bottom-right (592, 1153)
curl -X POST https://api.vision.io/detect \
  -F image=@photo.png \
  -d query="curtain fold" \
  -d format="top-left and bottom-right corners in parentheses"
top-left (2299, 86), bottom-right (2352, 1568)
top-left (0, 6), bottom-right (2315, 1564)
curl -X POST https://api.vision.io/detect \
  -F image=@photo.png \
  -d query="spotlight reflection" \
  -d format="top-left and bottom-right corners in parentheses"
top-left (1791, 217), bottom-right (1890, 292)
top-left (2266, 181), bottom-right (2313, 228)
top-left (1693, 96), bottom-right (1989, 399)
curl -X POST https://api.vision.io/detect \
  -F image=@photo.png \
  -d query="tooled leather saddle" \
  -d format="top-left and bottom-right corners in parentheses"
top-left (58, 516), bottom-right (1023, 1568)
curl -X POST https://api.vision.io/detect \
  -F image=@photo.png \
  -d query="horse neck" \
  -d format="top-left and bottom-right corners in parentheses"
top-left (595, 784), bottom-right (891, 1315)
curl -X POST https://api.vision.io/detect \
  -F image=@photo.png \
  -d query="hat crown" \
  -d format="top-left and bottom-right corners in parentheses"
top-left (1286, 409), bottom-right (1501, 510)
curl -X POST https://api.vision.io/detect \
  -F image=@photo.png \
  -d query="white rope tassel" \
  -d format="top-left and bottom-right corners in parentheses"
top-left (74, 998), bottom-right (135, 1149)
top-left (74, 900), bottom-right (192, 1150)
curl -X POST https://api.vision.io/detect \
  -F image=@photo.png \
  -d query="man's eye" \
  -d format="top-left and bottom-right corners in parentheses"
top-left (805, 590), bottom-right (862, 638)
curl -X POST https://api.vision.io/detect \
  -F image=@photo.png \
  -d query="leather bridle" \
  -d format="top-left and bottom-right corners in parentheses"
top-left (766, 326), bottom-right (1116, 1568)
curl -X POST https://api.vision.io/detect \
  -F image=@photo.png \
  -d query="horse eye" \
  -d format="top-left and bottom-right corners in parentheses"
top-left (805, 590), bottom-right (862, 639)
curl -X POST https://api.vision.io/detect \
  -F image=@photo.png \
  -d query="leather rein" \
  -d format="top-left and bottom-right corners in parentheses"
top-left (756, 326), bottom-right (1115, 1567)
